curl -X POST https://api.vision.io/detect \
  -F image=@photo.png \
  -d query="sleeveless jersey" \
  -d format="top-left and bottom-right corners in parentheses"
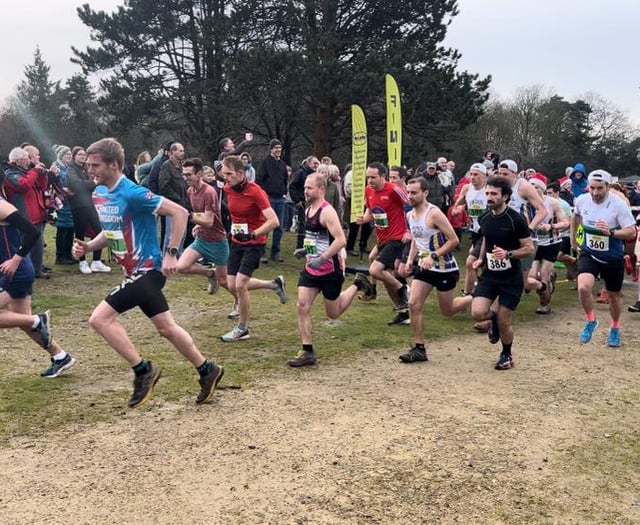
top-left (92, 175), bottom-right (163, 277)
top-left (407, 204), bottom-right (458, 272)
top-left (303, 201), bottom-right (343, 276)
top-left (536, 196), bottom-right (562, 247)
top-left (465, 185), bottom-right (488, 233)
top-left (508, 178), bottom-right (538, 240)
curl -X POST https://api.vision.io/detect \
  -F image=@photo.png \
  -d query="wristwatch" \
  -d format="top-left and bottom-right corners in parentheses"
top-left (167, 246), bottom-right (179, 257)
top-left (507, 251), bottom-right (513, 259)
top-left (430, 252), bottom-right (439, 261)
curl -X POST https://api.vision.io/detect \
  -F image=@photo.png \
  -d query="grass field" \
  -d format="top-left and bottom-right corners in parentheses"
top-left (0, 227), bottom-right (585, 443)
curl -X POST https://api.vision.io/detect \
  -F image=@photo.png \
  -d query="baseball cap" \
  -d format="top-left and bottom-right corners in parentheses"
top-left (469, 162), bottom-right (487, 175)
top-left (499, 159), bottom-right (518, 173)
top-left (587, 169), bottom-right (612, 185)
top-left (525, 168), bottom-right (536, 176)
top-left (426, 162), bottom-right (437, 168)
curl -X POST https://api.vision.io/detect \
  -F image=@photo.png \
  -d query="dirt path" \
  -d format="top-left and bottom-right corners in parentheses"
top-left (2, 304), bottom-right (640, 524)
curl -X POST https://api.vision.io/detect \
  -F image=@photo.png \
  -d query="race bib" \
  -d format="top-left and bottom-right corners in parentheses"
top-left (469, 204), bottom-right (485, 217)
top-left (231, 223), bottom-right (248, 235)
top-left (585, 232), bottom-right (609, 251)
top-left (372, 212), bottom-right (389, 229)
top-left (303, 237), bottom-right (318, 255)
top-left (104, 230), bottom-right (126, 254)
top-left (486, 252), bottom-right (512, 271)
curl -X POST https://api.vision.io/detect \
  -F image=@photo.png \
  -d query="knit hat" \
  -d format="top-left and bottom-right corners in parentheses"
top-left (529, 173), bottom-right (547, 191)
top-left (53, 144), bottom-right (71, 159)
top-left (499, 159), bottom-right (518, 173)
top-left (564, 166), bottom-right (573, 177)
top-left (588, 169), bottom-right (612, 185)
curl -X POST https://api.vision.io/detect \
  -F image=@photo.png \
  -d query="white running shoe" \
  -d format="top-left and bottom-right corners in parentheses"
top-left (79, 261), bottom-right (92, 274)
top-left (228, 302), bottom-right (240, 318)
top-left (91, 260), bottom-right (112, 273)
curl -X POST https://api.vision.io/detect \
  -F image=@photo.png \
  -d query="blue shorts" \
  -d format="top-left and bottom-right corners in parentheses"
top-left (0, 278), bottom-right (33, 299)
top-left (189, 238), bottom-right (230, 266)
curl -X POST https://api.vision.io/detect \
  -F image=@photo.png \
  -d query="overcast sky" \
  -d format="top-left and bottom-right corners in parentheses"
top-left (1, 0), bottom-right (639, 125)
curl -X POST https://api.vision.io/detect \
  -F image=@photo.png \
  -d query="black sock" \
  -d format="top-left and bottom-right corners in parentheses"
top-left (303, 344), bottom-right (314, 354)
top-left (397, 276), bottom-right (407, 286)
top-left (397, 285), bottom-right (408, 304)
top-left (501, 343), bottom-right (512, 357)
top-left (197, 360), bottom-right (212, 376)
top-left (415, 343), bottom-right (425, 351)
top-left (132, 359), bottom-right (150, 376)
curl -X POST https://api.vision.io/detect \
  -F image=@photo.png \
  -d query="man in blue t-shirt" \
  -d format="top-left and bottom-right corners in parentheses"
top-left (72, 138), bottom-right (224, 408)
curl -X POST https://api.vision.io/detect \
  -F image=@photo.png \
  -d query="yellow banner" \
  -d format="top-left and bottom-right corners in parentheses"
top-left (385, 74), bottom-right (402, 167)
top-left (351, 104), bottom-right (367, 223)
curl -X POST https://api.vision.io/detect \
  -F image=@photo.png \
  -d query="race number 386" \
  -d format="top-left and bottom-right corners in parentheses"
top-left (486, 252), bottom-right (512, 271)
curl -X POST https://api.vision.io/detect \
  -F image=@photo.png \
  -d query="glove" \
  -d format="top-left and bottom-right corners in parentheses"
top-left (306, 255), bottom-right (325, 270)
top-left (293, 248), bottom-right (307, 259)
top-left (233, 232), bottom-right (255, 242)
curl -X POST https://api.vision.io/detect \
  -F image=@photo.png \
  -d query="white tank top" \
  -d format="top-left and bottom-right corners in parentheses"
top-left (407, 204), bottom-right (459, 272)
top-left (465, 185), bottom-right (487, 233)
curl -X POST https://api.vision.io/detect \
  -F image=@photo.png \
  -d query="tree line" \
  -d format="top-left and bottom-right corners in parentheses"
top-left (0, 0), bottom-right (638, 179)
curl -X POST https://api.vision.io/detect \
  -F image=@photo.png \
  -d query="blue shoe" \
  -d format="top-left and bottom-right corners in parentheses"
top-left (579, 320), bottom-right (599, 343)
top-left (41, 353), bottom-right (76, 378)
top-left (607, 327), bottom-right (621, 348)
top-left (33, 310), bottom-right (52, 349)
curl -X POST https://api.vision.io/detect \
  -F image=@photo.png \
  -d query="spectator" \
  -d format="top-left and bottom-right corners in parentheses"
top-left (51, 145), bottom-right (75, 264)
top-left (158, 142), bottom-right (191, 252)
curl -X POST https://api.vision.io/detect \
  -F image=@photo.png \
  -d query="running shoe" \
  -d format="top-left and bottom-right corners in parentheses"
top-left (220, 326), bottom-right (250, 342)
top-left (228, 302), bottom-right (240, 318)
top-left (399, 346), bottom-right (428, 363)
top-left (207, 273), bottom-right (219, 294)
top-left (33, 310), bottom-right (52, 349)
top-left (90, 260), bottom-right (112, 273)
top-left (495, 354), bottom-right (514, 370)
top-left (536, 305), bottom-right (551, 314)
top-left (388, 311), bottom-right (410, 326)
top-left (595, 290), bottom-right (609, 304)
top-left (628, 301), bottom-right (640, 313)
top-left (196, 363), bottom-right (224, 404)
top-left (488, 311), bottom-right (500, 344)
top-left (473, 321), bottom-right (490, 333)
top-left (128, 362), bottom-right (161, 408)
top-left (607, 327), bottom-right (621, 348)
top-left (579, 320), bottom-right (599, 343)
top-left (353, 273), bottom-right (373, 297)
top-left (287, 350), bottom-right (317, 367)
top-left (358, 289), bottom-right (377, 302)
top-left (40, 353), bottom-right (76, 378)
top-left (273, 275), bottom-right (288, 304)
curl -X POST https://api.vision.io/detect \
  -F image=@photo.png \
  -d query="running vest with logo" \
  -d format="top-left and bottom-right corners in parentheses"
top-left (465, 185), bottom-right (488, 233)
top-left (407, 204), bottom-right (458, 272)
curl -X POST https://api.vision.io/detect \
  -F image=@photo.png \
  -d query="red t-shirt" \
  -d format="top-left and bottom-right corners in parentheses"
top-left (223, 181), bottom-right (271, 245)
top-left (188, 183), bottom-right (227, 242)
top-left (365, 181), bottom-right (408, 244)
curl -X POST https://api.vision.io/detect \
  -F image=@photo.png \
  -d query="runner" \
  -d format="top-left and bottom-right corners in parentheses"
top-left (471, 176), bottom-right (534, 370)
top-left (0, 191), bottom-right (73, 377)
top-left (220, 155), bottom-right (288, 342)
top-left (354, 162), bottom-right (410, 325)
top-left (570, 170), bottom-right (636, 347)
top-left (73, 138), bottom-right (224, 407)
top-left (288, 174), bottom-right (369, 367)
top-left (527, 173), bottom-right (569, 314)
top-left (398, 177), bottom-right (472, 363)
top-left (451, 162), bottom-right (488, 296)
top-left (176, 157), bottom-right (236, 304)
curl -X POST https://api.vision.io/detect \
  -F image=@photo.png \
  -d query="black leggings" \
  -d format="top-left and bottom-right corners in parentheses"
top-left (72, 206), bottom-right (103, 261)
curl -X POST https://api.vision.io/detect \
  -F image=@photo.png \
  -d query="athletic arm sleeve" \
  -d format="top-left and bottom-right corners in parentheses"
top-left (5, 211), bottom-right (41, 256)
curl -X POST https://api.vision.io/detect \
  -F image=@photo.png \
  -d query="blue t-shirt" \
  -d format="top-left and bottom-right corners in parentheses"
top-left (92, 175), bottom-right (163, 276)
top-left (0, 197), bottom-right (35, 284)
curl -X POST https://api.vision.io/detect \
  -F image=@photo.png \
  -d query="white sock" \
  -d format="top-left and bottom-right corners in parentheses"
top-left (52, 351), bottom-right (67, 361)
top-left (32, 316), bottom-right (40, 329)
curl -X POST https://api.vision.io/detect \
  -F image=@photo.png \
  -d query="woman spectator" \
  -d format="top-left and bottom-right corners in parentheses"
top-left (66, 146), bottom-right (111, 274)
top-left (51, 145), bottom-right (75, 264)
top-left (134, 150), bottom-right (152, 184)
top-left (240, 152), bottom-right (256, 183)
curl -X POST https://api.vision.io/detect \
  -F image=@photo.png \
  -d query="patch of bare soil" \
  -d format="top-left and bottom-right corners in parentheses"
top-left (2, 304), bottom-right (640, 524)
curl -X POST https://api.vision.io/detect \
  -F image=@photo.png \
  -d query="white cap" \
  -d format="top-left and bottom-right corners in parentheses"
top-left (587, 169), bottom-right (612, 185)
top-left (499, 159), bottom-right (518, 173)
top-left (469, 162), bottom-right (487, 175)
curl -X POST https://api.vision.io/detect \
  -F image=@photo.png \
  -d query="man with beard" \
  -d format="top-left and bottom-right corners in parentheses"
top-left (471, 176), bottom-right (534, 371)
top-left (570, 170), bottom-right (636, 347)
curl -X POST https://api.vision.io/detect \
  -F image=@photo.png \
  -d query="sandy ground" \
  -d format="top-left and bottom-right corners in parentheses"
top-left (2, 303), bottom-right (640, 525)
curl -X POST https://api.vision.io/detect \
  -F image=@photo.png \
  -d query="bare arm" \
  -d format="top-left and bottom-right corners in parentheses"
top-left (256, 207), bottom-right (279, 236)
top-left (523, 182), bottom-right (547, 230)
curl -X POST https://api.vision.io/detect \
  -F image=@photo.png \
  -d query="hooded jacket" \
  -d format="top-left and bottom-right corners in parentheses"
top-left (3, 162), bottom-right (48, 223)
top-left (570, 163), bottom-right (588, 198)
